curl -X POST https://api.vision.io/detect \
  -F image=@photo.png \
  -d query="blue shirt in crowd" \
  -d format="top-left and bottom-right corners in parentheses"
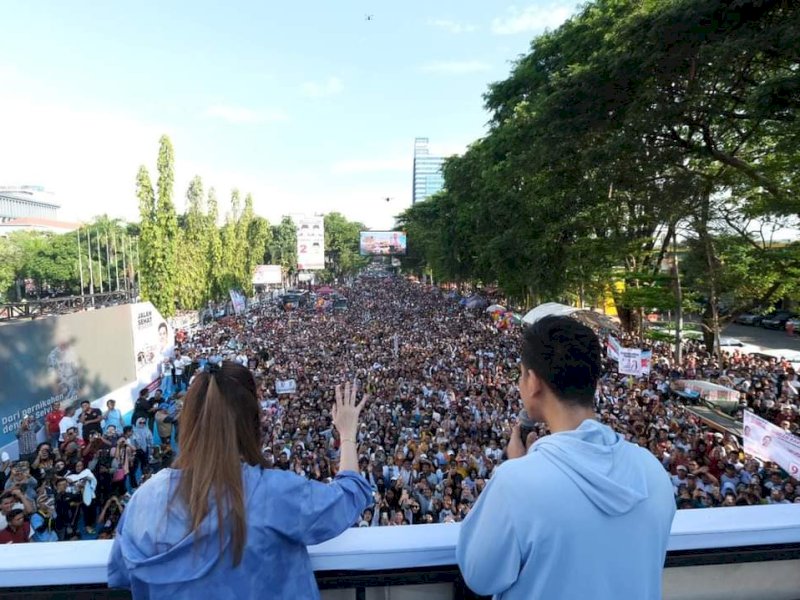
top-left (457, 419), bottom-right (676, 599)
top-left (108, 464), bottom-right (372, 599)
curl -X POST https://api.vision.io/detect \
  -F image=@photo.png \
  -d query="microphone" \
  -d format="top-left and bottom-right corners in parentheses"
top-left (518, 409), bottom-right (537, 449)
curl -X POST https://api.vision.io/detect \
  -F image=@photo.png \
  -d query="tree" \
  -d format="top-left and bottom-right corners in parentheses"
top-left (136, 165), bottom-right (157, 305)
top-left (154, 135), bottom-right (178, 316)
top-left (205, 188), bottom-right (224, 301)
top-left (323, 212), bottom-right (367, 280)
top-left (268, 217), bottom-right (298, 278)
top-left (175, 176), bottom-right (208, 309)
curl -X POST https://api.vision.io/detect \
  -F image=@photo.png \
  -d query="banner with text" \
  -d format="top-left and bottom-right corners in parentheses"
top-left (229, 289), bottom-right (247, 315)
top-left (253, 264), bottom-right (283, 286)
top-left (0, 306), bottom-right (139, 449)
top-left (743, 410), bottom-right (800, 478)
top-left (296, 216), bottom-right (325, 270)
top-left (619, 347), bottom-right (642, 376)
top-left (276, 379), bottom-right (297, 395)
top-left (606, 335), bottom-right (621, 362)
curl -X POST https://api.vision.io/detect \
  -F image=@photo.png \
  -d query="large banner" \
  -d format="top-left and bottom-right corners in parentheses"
top-left (743, 410), bottom-right (800, 478)
top-left (130, 302), bottom-right (174, 383)
top-left (253, 264), bottom-right (282, 285)
top-left (359, 231), bottom-right (407, 256)
top-left (0, 305), bottom-right (140, 448)
top-left (296, 216), bottom-right (325, 270)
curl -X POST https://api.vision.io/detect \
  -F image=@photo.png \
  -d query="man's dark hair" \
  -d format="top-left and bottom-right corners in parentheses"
top-left (123, 425), bottom-right (133, 435)
top-left (520, 315), bottom-right (601, 408)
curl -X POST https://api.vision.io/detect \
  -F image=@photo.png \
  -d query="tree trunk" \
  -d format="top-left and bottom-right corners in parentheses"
top-left (672, 230), bottom-right (684, 365)
top-left (697, 187), bottom-right (721, 358)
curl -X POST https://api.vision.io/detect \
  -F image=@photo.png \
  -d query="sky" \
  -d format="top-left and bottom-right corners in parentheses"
top-left (0, 1), bottom-right (582, 230)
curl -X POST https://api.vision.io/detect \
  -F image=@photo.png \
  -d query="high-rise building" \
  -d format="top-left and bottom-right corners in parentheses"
top-left (412, 138), bottom-right (445, 204)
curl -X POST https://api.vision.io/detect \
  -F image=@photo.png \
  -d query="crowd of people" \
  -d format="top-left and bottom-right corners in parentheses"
top-left (2, 276), bottom-right (798, 543)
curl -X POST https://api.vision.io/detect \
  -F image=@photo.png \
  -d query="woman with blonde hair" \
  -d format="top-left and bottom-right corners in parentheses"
top-left (109, 361), bottom-right (372, 599)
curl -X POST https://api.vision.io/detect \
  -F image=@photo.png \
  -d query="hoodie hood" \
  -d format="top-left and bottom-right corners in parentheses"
top-left (530, 419), bottom-right (648, 516)
top-left (115, 466), bottom-right (260, 583)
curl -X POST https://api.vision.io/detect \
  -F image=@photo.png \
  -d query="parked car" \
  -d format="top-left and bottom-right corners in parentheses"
top-left (735, 312), bottom-right (764, 326)
top-left (718, 337), bottom-right (761, 355)
top-left (761, 311), bottom-right (796, 330)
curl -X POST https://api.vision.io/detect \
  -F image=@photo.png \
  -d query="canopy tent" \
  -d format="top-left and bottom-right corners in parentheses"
top-left (316, 286), bottom-right (334, 295)
top-left (522, 302), bottom-right (620, 330)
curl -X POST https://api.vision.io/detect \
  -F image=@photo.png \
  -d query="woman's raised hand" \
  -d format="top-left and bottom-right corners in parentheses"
top-left (332, 380), bottom-right (369, 441)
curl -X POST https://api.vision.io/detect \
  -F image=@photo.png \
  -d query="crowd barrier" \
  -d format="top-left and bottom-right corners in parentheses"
top-left (1, 504), bottom-right (799, 599)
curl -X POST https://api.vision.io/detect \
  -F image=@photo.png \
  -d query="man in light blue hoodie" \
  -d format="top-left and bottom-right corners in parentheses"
top-left (457, 316), bottom-right (675, 599)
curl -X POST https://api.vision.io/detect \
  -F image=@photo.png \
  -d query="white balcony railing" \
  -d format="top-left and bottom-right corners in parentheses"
top-left (1, 504), bottom-right (799, 598)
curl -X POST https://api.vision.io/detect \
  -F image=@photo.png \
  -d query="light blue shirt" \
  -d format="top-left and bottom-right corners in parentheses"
top-left (109, 464), bottom-right (372, 599)
top-left (457, 419), bottom-right (675, 599)
top-left (104, 408), bottom-right (124, 432)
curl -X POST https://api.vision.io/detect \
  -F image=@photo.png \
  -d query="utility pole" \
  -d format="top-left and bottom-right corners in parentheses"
top-left (96, 228), bottom-right (104, 294)
top-left (77, 229), bottom-right (85, 296)
top-left (87, 228), bottom-right (95, 301)
top-left (105, 230), bottom-right (112, 292)
top-left (112, 229), bottom-right (120, 291)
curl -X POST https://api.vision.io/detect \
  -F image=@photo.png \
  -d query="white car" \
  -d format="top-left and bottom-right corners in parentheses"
top-left (718, 337), bottom-right (761, 355)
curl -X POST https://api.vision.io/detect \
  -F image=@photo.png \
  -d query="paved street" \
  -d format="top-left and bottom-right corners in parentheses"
top-left (722, 323), bottom-right (800, 351)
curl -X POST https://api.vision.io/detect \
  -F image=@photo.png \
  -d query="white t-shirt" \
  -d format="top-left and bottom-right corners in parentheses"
top-left (59, 415), bottom-right (78, 441)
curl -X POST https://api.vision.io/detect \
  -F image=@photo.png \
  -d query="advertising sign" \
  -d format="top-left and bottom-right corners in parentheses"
top-left (253, 264), bottom-right (282, 286)
top-left (359, 231), bottom-right (407, 256)
top-left (743, 410), bottom-right (800, 478)
top-left (296, 216), bottom-right (325, 270)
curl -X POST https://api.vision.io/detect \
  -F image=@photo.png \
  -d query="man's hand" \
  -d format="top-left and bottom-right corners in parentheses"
top-left (506, 425), bottom-right (536, 460)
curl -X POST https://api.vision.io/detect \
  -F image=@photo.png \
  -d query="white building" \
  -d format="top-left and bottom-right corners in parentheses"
top-left (0, 185), bottom-right (61, 220)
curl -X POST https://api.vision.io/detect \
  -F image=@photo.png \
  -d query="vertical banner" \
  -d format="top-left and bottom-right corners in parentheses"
top-left (618, 347), bottom-right (642, 376)
top-left (229, 289), bottom-right (247, 315)
top-left (743, 411), bottom-right (800, 478)
top-left (606, 335), bottom-right (621, 361)
top-left (131, 303), bottom-right (174, 383)
top-left (296, 216), bottom-right (325, 271)
top-left (641, 350), bottom-right (653, 375)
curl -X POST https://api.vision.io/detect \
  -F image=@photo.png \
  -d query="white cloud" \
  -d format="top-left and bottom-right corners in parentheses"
top-left (330, 158), bottom-right (409, 175)
top-left (203, 105), bottom-right (288, 124)
top-left (302, 76), bottom-right (344, 98)
top-left (491, 4), bottom-right (576, 35)
top-left (420, 60), bottom-right (491, 74)
top-left (428, 19), bottom-right (478, 34)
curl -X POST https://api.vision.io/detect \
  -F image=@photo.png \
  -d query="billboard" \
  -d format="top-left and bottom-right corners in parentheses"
top-left (0, 305), bottom-right (141, 449)
top-left (359, 231), bottom-right (407, 256)
top-left (253, 264), bottom-right (282, 286)
top-left (296, 216), bottom-right (325, 270)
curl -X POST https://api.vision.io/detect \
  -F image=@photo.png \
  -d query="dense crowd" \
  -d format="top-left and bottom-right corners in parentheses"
top-left (2, 277), bottom-right (798, 543)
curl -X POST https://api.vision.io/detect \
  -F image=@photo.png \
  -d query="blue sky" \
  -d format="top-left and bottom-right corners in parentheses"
top-left (0, 1), bottom-right (581, 229)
